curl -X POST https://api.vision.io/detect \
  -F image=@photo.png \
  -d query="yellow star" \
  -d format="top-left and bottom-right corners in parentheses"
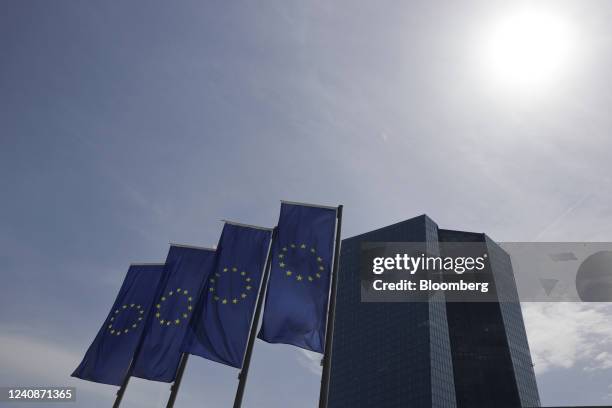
top-left (319, 266), bottom-right (324, 271)
top-left (138, 317), bottom-right (143, 321)
top-left (122, 305), bottom-right (127, 309)
top-left (124, 329), bottom-right (128, 333)
top-left (291, 243), bottom-right (296, 248)
top-left (108, 324), bottom-right (112, 329)
top-left (317, 257), bottom-right (322, 262)
top-left (232, 298), bottom-right (238, 304)
top-left (110, 329), bottom-right (115, 334)
top-left (282, 247), bottom-right (288, 251)
top-left (278, 254), bottom-right (284, 259)
top-left (316, 273), bottom-right (321, 278)
top-left (115, 310), bottom-right (119, 314)
top-left (160, 319), bottom-right (165, 324)
top-left (132, 324), bottom-right (137, 328)
top-left (182, 313), bottom-right (188, 318)
top-left (188, 305), bottom-right (193, 310)
top-left (136, 305), bottom-right (141, 309)
top-left (232, 267), bottom-right (237, 272)
top-left (209, 287), bottom-right (215, 292)
top-left (169, 291), bottom-right (173, 296)
top-left (246, 285), bottom-right (252, 290)
top-left (223, 267), bottom-right (228, 272)
top-left (311, 248), bottom-right (316, 253)
top-left (297, 275), bottom-right (303, 281)
top-left (214, 296), bottom-right (219, 301)
top-left (279, 262), bottom-right (285, 268)
top-left (161, 296), bottom-right (166, 301)
top-left (286, 271), bottom-right (292, 276)
top-left (308, 276), bottom-right (313, 281)
top-left (246, 278), bottom-right (251, 282)
top-left (188, 297), bottom-right (192, 301)
top-left (110, 317), bottom-right (114, 321)
top-left (177, 288), bottom-right (182, 292)
top-left (241, 293), bottom-right (247, 298)
top-left (241, 271), bottom-right (246, 276)
top-left (183, 290), bottom-right (188, 294)
top-left (215, 273), bottom-right (221, 277)
top-left (222, 299), bottom-right (227, 304)
top-left (300, 244), bottom-right (306, 249)
top-left (155, 312), bottom-right (160, 318)
top-left (175, 319), bottom-right (180, 324)
top-left (210, 278), bottom-right (215, 283)
top-left (156, 304), bottom-right (161, 309)
top-left (130, 303), bottom-right (135, 307)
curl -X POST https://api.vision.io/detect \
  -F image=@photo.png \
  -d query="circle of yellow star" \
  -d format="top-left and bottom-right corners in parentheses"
top-left (278, 243), bottom-right (325, 283)
top-left (210, 267), bottom-right (253, 304)
top-left (155, 288), bottom-right (193, 328)
top-left (108, 303), bottom-right (144, 335)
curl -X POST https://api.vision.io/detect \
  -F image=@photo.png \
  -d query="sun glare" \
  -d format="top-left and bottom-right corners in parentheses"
top-left (482, 7), bottom-right (575, 93)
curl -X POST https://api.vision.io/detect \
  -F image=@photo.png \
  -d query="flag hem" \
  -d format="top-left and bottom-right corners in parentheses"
top-left (280, 200), bottom-right (339, 211)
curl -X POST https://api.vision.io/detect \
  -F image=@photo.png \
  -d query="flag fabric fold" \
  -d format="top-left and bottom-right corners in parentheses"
top-left (258, 202), bottom-right (337, 353)
top-left (132, 245), bottom-right (216, 382)
top-left (71, 264), bottom-right (165, 386)
top-left (182, 223), bottom-right (272, 368)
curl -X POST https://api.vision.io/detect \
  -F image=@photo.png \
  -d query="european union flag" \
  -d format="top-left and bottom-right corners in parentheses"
top-left (72, 263), bottom-right (165, 385)
top-left (182, 222), bottom-right (272, 368)
top-left (259, 202), bottom-right (338, 353)
top-left (131, 245), bottom-right (216, 382)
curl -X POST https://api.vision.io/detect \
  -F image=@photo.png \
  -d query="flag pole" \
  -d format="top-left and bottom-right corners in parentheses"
top-left (112, 369), bottom-right (131, 408)
top-left (232, 227), bottom-right (278, 408)
top-left (318, 205), bottom-right (343, 408)
top-left (165, 353), bottom-right (189, 408)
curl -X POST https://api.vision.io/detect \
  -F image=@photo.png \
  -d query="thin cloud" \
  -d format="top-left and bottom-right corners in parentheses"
top-left (523, 303), bottom-right (612, 374)
top-left (0, 331), bottom-right (168, 408)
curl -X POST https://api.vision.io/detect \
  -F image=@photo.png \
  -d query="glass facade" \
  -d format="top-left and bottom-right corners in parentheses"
top-left (328, 217), bottom-right (540, 408)
top-left (485, 236), bottom-right (541, 408)
top-left (329, 215), bottom-right (457, 408)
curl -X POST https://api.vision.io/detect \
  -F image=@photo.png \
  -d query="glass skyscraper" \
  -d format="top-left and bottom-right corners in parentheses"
top-left (328, 215), bottom-right (540, 408)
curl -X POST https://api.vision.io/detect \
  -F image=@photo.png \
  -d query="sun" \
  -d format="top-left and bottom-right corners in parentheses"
top-left (482, 7), bottom-right (575, 93)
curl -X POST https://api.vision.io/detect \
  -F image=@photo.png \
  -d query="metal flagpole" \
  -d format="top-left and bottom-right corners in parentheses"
top-left (112, 367), bottom-right (131, 408)
top-left (165, 353), bottom-right (189, 408)
top-left (232, 227), bottom-right (278, 408)
top-left (318, 205), bottom-right (343, 408)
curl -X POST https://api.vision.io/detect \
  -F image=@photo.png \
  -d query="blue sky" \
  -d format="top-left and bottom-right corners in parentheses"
top-left (1, 1), bottom-right (612, 407)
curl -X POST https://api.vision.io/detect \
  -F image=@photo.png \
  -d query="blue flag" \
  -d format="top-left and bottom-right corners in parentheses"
top-left (259, 202), bottom-right (337, 353)
top-left (182, 222), bottom-right (272, 368)
top-left (132, 245), bottom-right (216, 382)
top-left (72, 264), bottom-right (165, 385)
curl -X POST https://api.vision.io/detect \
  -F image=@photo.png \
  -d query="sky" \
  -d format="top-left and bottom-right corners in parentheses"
top-left (1, 0), bottom-right (612, 407)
